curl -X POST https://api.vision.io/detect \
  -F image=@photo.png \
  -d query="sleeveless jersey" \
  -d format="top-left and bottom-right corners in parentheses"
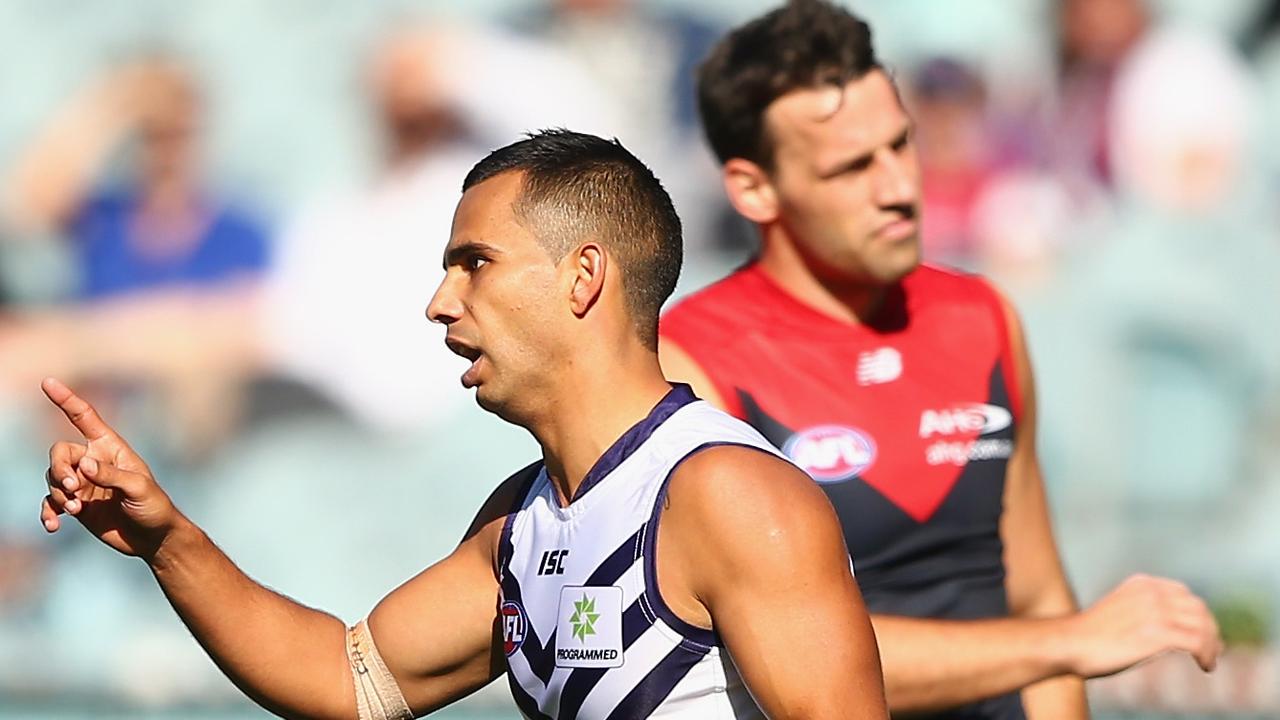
top-left (498, 384), bottom-right (780, 720)
top-left (661, 263), bottom-right (1026, 720)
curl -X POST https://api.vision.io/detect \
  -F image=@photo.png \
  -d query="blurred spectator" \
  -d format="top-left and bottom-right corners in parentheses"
top-left (510, 0), bottom-right (730, 255)
top-left (906, 57), bottom-right (1000, 266)
top-left (0, 59), bottom-right (269, 460)
top-left (1049, 0), bottom-right (1150, 192)
top-left (1046, 27), bottom-right (1280, 559)
top-left (4, 59), bottom-right (267, 299)
top-left (262, 22), bottom-right (618, 433)
top-left (512, 0), bottom-right (715, 146)
top-left (969, 168), bottom-right (1075, 295)
top-left (0, 29), bottom-right (615, 438)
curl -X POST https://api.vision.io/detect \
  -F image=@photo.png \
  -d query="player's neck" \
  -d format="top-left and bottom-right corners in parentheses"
top-left (757, 226), bottom-right (889, 325)
top-left (533, 352), bottom-right (673, 507)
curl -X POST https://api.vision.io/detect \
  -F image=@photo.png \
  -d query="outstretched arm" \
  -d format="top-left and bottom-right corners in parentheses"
top-left (658, 446), bottom-right (888, 718)
top-left (40, 378), bottom-right (513, 719)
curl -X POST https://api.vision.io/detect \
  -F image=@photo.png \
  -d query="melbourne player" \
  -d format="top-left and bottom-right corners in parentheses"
top-left (39, 130), bottom-right (888, 719)
top-left (660, 2), bottom-right (1221, 718)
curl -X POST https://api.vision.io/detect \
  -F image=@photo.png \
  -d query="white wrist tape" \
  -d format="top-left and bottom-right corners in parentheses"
top-left (347, 619), bottom-right (414, 720)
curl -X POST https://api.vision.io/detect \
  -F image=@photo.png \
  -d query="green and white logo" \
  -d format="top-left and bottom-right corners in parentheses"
top-left (556, 585), bottom-right (624, 669)
top-left (570, 593), bottom-right (600, 642)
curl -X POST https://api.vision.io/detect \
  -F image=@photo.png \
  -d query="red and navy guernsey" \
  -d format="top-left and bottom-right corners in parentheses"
top-left (662, 263), bottom-right (1027, 720)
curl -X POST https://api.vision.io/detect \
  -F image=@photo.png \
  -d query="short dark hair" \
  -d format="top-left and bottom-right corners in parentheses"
top-left (463, 129), bottom-right (683, 351)
top-left (697, 0), bottom-right (881, 167)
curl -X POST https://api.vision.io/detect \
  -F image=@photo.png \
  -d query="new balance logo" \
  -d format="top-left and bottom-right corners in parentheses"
top-left (856, 347), bottom-right (902, 385)
top-left (538, 549), bottom-right (569, 576)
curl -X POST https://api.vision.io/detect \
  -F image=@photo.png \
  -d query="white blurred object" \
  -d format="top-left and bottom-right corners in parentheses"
top-left (263, 23), bottom-right (617, 433)
top-left (264, 146), bottom-right (475, 432)
top-left (972, 170), bottom-right (1071, 263)
top-left (1108, 26), bottom-right (1260, 212)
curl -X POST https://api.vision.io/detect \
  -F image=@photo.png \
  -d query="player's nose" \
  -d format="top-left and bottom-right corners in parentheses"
top-left (873, 151), bottom-right (919, 208)
top-left (426, 276), bottom-right (463, 325)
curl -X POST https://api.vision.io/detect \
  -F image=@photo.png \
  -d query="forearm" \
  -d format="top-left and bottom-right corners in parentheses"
top-left (872, 613), bottom-right (1074, 712)
top-left (1022, 673), bottom-right (1088, 719)
top-left (149, 519), bottom-right (355, 720)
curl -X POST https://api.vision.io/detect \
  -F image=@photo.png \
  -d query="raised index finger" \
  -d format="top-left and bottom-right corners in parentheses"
top-left (41, 377), bottom-right (116, 441)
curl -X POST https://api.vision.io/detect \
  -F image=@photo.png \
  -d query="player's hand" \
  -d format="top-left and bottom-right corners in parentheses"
top-left (1065, 573), bottom-right (1222, 678)
top-left (39, 377), bottom-right (182, 560)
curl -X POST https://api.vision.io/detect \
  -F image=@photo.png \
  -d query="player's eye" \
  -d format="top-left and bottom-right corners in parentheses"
top-left (464, 255), bottom-right (490, 272)
top-left (843, 156), bottom-right (874, 175)
top-left (890, 129), bottom-right (911, 153)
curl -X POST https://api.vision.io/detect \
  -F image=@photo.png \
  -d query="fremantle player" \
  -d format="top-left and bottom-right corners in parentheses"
top-left (659, 2), bottom-right (1222, 718)
top-left (39, 130), bottom-right (888, 719)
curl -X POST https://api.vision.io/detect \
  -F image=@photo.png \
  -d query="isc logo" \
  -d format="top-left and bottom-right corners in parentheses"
top-left (783, 425), bottom-right (877, 483)
top-left (501, 601), bottom-right (527, 656)
top-left (538, 549), bottom-right (569, 576)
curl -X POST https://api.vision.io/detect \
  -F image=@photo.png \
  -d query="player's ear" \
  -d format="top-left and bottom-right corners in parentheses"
top-left (568, 242), bottom-right (606, 317)
top-left (723, 158), bottom-right (779, 225)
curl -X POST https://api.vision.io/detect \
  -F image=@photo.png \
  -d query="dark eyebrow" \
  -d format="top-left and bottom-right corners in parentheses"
top-left (816, 122), bottom-right (913, 180)
top-left (443, 241), bottom-right (501, 270)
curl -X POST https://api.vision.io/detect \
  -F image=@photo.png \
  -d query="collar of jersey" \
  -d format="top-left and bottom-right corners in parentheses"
top-left (565, 383), bottom-right (699, 506)
top-left (745, 261), bottom-right (907, 334)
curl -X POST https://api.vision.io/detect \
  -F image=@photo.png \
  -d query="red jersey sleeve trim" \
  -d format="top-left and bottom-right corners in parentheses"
top-left (974, 277), bottom-right (1024, 424)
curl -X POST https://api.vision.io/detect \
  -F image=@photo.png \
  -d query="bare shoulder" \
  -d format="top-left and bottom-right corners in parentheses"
top-left (662, 446), bottom-right (844, 572)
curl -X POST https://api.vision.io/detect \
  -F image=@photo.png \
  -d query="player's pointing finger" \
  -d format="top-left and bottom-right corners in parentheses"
top-left (41, 377), bottom-right (117, 442)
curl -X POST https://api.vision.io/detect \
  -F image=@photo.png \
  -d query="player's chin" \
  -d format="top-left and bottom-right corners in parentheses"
top-left (473, 385), bottom-right (516, 419)
top-left (871, 240), bottom-right (921, 282)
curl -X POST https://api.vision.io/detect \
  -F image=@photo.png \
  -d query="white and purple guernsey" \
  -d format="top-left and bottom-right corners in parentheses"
top-left (497, 384), bottom-right (779, 719)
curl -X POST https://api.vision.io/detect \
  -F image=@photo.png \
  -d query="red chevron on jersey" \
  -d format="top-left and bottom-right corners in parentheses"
top-left (661, 262), bottom-right (1022, 524)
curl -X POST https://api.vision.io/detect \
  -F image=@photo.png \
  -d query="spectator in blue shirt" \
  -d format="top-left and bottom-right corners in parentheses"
top-left (6, 59), bottom-right (268, 299)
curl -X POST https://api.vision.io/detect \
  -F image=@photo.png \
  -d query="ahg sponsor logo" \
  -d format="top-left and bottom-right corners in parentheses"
top-left (925, 438), bottom-right (1014, 466)
top-left (919, 403), bottom-right (1012, 438)
top-left (783, 425), bottom-right (877, 483)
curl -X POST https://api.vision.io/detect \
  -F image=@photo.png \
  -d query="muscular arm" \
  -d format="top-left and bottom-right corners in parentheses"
top-left (367, 479), bottom-right (520, 714)
top-left (148, 477), bottom-right (516, 719)
top-left (40, 379), bottom-right (521, 720)
top-left (146, 522), bottom-right (357, 719)
top-left (658, 446), bottom-right (887, 718)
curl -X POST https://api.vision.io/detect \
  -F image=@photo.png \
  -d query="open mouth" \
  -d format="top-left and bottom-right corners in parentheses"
top-left (445, 336), bottom-right (485, 387)
top-left (445, 337), bottom-right (482, 362)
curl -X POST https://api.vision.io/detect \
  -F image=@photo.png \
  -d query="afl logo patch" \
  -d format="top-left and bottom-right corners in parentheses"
top-left (783, 425), bottom-right (877, 483)
top-left (501, 601), bottom-right (528, 656)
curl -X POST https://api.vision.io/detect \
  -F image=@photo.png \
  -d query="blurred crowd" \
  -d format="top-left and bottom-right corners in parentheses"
top-left (1, 0), bottom-right (1278, 713)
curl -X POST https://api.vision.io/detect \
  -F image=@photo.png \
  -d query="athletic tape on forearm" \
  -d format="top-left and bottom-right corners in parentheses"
top-left (347, 620), bottom-right (414, 720)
